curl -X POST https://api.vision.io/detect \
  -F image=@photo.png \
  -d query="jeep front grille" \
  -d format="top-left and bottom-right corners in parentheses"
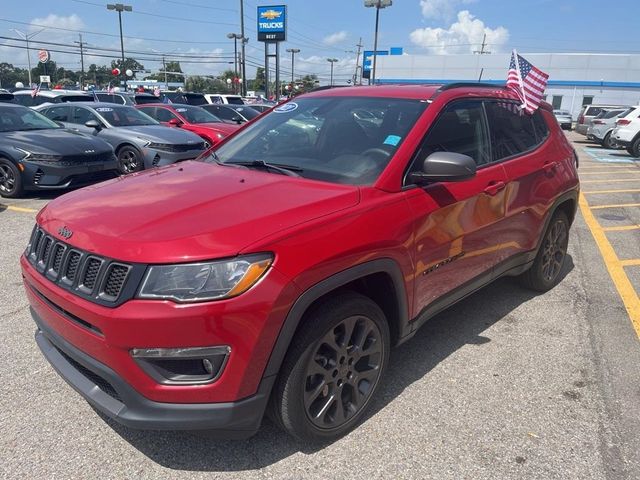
top-left (26, 225), bottom-right (144, 307)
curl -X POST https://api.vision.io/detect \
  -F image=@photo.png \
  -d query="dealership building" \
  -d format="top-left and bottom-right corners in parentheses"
top-left (374, 53), bottom-right (640, 118)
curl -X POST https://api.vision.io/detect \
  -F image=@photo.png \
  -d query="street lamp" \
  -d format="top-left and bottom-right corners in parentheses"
top-left (327, 58), bottom-right (338, 86)
top-left (227, 33), bottom-right (243, 94)
top-left (107, 3), bottom-right (132, 91)
top-left (286, 48), bottom-right (300, 84)
top-left (364, 0), bottom-right (392, 84)
top-left (11, 28), bottom-right (45, 87)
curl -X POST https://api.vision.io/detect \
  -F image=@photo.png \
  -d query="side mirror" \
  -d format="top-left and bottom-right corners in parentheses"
top-left (408, 151), bottom-right (476, 185)
top-left (231, 116), bottom-right (243, 124)
top-left (168, 118), bottom-right (183, 127)
top-left (55, 121), bottom-right (65, 128)
top-left (85, 119), bottom-right (102, 130)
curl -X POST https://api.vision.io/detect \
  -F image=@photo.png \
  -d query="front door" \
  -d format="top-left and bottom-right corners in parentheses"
top-left (404, 99), bottom-right (509, 315)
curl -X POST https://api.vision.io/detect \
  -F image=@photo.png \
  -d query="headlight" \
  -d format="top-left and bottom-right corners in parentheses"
top-left (15, 147), bottom-right (62, 161)
top-left (146, 142), bottom-right (174, 151)
top-left (138, 253), bottom-right (273, 302)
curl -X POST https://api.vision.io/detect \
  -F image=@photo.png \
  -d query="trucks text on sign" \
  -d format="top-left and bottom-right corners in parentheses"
top-left (257, 5), bottom-right (286, 42)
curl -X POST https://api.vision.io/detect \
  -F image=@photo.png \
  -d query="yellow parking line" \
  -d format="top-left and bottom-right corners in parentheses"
top-left (2, 205), bottom-right (38, 213)
top-left (591, 203), bottom-right (640, 210)
top-left (583, 189), bottom-right (640, 194)
top-left (579, 171), bottom-right (640, 175)
top-left (581, 178), bottom-right (640, 184)
top-left (621, 259), bottom-right (640, 267)
top-left (580, 193), bottom-right (640, 339)
top-left (602, 225), bottom-right (640, 232)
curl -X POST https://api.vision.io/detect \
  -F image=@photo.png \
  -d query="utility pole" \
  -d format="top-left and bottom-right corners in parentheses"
top-left (74, 34), bottom-right (85, 89)
top-left (11, 28), bottom-right (45, 87)
top-left (473, 34), bottom-right (491, 54)
top-left (286, 48), bottom-right (300, 84)
top-left (354, 37), bottom-right (363, 85)
top-left (240, 0), bottom-right (247, 96)
top-left (163, 55), bottom-right (167, 90)
top-left (327, 58), bottom-right (338, 86)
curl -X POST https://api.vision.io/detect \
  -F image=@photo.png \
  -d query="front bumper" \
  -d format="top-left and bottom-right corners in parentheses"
top-left (34, 310), bottom-right (272, 435)
top-left (22, 157), bottom-right (119, 190)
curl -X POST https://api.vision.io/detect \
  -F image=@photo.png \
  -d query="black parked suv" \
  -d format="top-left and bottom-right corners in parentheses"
top-left (0, 104), bottom-right (118, 198)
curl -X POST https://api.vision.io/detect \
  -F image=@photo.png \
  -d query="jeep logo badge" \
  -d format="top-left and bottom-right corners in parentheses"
top-left (58, 226), bottom-right (73, 239)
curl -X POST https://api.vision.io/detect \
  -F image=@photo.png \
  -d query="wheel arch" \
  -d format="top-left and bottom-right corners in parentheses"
top-left (262, 258), bottom-right (410, 379)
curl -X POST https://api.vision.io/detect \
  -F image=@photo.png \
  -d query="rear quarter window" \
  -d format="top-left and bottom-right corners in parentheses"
top-left (485, 101), bottom-right (540, 161)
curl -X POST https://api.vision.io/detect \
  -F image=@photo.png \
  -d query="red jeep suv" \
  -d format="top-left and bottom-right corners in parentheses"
top-left (22, 84), bottom-right (579, 442)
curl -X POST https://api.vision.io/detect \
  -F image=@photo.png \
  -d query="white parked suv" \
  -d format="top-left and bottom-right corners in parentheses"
top-left (12, 89), bottom-right (93, 108)
top-left (204, 94), bottom-right (244, 105)
top-left (611, 106), bottom-right (640, 157)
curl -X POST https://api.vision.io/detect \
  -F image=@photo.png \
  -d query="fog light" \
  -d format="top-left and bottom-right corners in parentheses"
top-left (131, 346), bottom-right (230, 385)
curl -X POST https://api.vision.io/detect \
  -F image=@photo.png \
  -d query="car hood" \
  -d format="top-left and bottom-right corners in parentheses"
top-left (37, 161), bottom-right (360, 263)
top-left (1, 128), bottom-right (112, 155)
top-left (114, 124), bottom-right (203, 143)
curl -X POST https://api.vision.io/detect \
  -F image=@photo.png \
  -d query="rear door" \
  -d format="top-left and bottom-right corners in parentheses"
top-left (484, 101), bottom-right (563, 268)
top-left (404, 99), bottom-right (509, 312)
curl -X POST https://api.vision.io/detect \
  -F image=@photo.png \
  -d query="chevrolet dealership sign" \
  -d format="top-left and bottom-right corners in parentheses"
top-left (257, 5), bottom-right (286, 42)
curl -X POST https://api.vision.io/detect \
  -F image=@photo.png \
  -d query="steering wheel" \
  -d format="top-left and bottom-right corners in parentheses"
top-left (362, 147), bottom-right (392, 163)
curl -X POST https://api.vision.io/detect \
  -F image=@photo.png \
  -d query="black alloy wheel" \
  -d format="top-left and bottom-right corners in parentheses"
top-left (117, 146), bottom-right (144, 174)
top-left (603, 132), bottom-right (615, 149)
top-left (270, 292), bottom-right (390, 442)
top-left (520, 210), bottom-right (570, 292)
top-left (629, 137), bottom-right (640, 158)
top-left (0, 159), bottom-right (23, 198)
top-left (303, 314), bottom-right (384, 429)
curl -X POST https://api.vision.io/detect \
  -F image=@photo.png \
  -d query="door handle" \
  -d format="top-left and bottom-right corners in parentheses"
top-left (483, 181), bottom-right (506, 196)
top-left (543, 161), bottom-right (559, 174)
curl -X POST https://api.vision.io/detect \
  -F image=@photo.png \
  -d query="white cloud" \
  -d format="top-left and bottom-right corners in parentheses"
top-left (410, 10), bottom-right (509, 54)
top-left (323, 31), bottom-right (348, 46)
top-left (419, 0), bottom-right (478, 20)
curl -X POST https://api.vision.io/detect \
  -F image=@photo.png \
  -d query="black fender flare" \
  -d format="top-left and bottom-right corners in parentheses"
top-left (262, 258), bottom-right (410, 379)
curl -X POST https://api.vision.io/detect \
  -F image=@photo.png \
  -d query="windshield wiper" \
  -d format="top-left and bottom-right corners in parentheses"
top-left (225, 160), bottom-right (303, 177)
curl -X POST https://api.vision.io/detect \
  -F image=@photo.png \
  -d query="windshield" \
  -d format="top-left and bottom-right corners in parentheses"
top-left (230, 105), bottom-right (259, 120)
top-left (206, 96), bottom-right (427, 185)
top-left (174, 106), bottom-right (222, 123)
top-left (0, 105), bottom-right (60, 132)
top-left (95, 105), bottom-right (159, 127)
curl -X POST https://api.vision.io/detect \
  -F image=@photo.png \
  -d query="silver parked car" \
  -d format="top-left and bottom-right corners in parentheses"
top-left (586, 108), bottom-right (630, 148)
top-left (13, 89), bottom-right (94, 108)
top-left (35, 102), bottom-right (206, 174)
top-left (553, 110), bottom-right (572, 130)
top-left (575, 104), bottom-right (627, 136)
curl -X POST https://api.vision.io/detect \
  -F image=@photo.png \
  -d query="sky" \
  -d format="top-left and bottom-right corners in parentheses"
top-left (0, 0), bottom-right (639, 85)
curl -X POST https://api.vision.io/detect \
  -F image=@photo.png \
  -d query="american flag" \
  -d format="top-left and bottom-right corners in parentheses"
top-left (30, 83), bottom-right (40, 98)
top-left (506, 50), bottom-right (549, 114)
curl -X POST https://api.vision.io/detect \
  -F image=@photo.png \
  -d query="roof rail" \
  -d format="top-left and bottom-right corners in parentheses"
top-left (437, 82), bottom-right (506, 92)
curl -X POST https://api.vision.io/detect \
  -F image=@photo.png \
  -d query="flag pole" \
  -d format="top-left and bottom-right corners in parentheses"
top-left (512, 49), bottom-right (527, 110)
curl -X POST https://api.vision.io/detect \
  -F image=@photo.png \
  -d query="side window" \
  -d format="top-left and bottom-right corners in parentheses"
top-left (71, 106), bottom-right (99, 125)
top-left (408, 100), bottom-right (490, 177)
top-left (137, 107), bottom-right (157, 120)
top-left (13, 95), bottom-right (33, 107)
top-left (44, 106), bottom-right (69, 122)
top-left (154, 108), bottom-right (179, 122)
top-left (485, 101), bottom-right (538, 162)
top-left (215, 106), bottom-right (236, 121)
top-left (531, 110), bottom-right (549, 143)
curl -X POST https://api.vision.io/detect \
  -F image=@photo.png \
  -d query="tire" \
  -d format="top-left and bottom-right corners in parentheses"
top-left (0, 158), bottom-right (23, 198)
top-left (603, 132), bottom-right (615, 149)
top-left (117, 145), bottom-right (144, 174)
top-left (269, 292), bottom-right (390, 442)
top-left (628, 137), bottom-right (640, 158)
top-left (520, 211), bottom-right (570, 292)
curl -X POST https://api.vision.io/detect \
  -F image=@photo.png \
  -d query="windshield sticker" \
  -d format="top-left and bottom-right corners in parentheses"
top-left (274, 102), bottom-right (298, 113)
top-left (95, 107), bottom-right (113, 112)
top-left (383, 135), bottom-right (401, 146)
top-left (175, 108), bottom-right (187, 112)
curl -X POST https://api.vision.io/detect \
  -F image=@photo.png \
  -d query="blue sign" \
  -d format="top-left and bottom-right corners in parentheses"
top-left (257, 5), bottom-right (286, 42)
top-left (362, 50), bottom-right (388, 79)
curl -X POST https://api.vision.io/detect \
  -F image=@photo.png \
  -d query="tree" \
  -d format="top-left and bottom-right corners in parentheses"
top-left (299, 74), bottom-right (320, 92)
top-left (0, 63), bottom-right (29, 88)
top-left (250, 67), bottom-right (265, 92)
top-left (111, 58), bottom-right (145, 76)
top-left (87, 64), bottom-right (113, 88)
top-left (185, 76), bottom-right (226, 93)
top-left (147, 61), bottom-right (185, 85)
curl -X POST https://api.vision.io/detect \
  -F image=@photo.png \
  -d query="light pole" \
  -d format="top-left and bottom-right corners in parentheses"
top-left (227, 33), bottom-right (243, 94)
top-left (327, 58), bottom-right (338, 86)
top-left (239, 0), bottom-right (247, 96)
top-left (364, 0), bottom-right (392, 84)
top-left (286, 48), bottom-right (300, 84)
top-left (11, 28), bottom-right (45, 87)
top-left (107, 3), bottom-right (132, 91)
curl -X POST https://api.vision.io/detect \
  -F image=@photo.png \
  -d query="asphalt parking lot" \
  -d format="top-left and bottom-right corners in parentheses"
top-left (1, 131), bottom-right (639, 480)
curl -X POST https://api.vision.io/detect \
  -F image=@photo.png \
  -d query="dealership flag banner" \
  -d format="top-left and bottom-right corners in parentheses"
top-left (506, 50), bottom-right (549, 114)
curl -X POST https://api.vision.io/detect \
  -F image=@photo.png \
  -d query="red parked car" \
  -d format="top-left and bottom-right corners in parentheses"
top-left (136, 103), bottom-right (240, 148)
top-left (22, 84), bottom-right (579, 442)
